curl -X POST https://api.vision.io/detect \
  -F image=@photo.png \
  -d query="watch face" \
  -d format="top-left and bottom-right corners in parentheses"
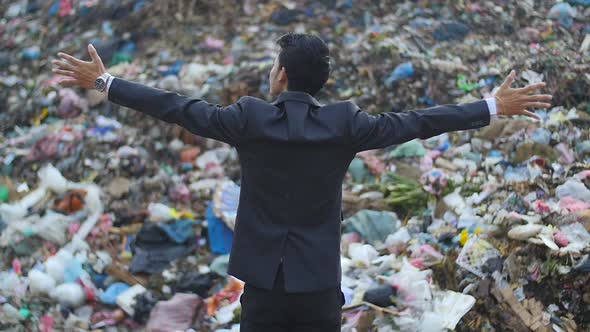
top-left (95, 78), bottom-right (106, 91)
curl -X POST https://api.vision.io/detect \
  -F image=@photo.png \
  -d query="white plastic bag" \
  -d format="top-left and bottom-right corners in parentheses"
top-left (428, 290), bottom-right (476, 330)
top-left (390, 261), bottom-right (433, 309)
top-left (348, 243), bottom-right (379, 266)
top-left (45, 249), bottom-right (74, 284)
top-left (50, 283), bottom-right (85, 307)
top-left (556, 179), bottom-right (590, 203)
top-left (385, 227), bottom-right (411, 254)
top-left (38, 164), bottom-right (68, 194)
top-left (28, 270), bottom-right (56, 295)
top-left (148, 202), bottom-right (174, 222)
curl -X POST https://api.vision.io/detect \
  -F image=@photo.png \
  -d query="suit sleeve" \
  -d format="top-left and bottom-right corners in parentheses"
top-left (108, 78), bottom-right (248, 146)
top-left (350, 100), bottom-right (490, 152)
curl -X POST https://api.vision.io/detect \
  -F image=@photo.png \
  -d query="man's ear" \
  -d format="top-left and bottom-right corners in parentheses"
top-left (279, 67), bottom-right (288, 83)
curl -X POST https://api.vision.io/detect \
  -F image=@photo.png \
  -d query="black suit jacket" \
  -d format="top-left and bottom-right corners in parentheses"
top-left (108, 78), bottom-right (490, 292)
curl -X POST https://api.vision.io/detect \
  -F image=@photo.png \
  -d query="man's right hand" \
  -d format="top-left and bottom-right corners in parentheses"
top-left (494, 70), bottom-right (553, 120)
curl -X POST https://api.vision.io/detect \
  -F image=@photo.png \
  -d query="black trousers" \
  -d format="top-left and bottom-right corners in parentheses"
top-left (240, 264), bottom-right (343, 332)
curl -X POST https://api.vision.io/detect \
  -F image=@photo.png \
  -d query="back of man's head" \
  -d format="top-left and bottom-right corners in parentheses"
top-left (276, 33), bottom-right (330, 96)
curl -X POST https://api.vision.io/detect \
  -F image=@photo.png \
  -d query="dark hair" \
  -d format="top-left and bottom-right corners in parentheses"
top-left (276, 33), bottom-right (330, 96)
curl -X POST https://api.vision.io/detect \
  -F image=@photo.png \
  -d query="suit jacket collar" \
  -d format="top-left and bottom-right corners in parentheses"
top-left (272, 91), bottom-right (323, 107)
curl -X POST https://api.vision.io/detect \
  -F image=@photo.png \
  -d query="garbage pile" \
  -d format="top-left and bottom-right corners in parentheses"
top-left (1, 0), bottom-right (589, 331)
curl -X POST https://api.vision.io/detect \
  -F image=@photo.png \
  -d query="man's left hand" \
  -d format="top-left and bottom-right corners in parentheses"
top-left (52, 44), bottom-right (106, 89)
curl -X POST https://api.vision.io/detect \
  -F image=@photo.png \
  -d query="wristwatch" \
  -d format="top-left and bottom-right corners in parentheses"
top-left (95, 73), bottom-right (113, 92)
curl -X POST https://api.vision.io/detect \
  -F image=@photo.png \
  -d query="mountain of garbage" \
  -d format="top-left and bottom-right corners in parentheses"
top-left (1, 0), bottom-right (589, 331)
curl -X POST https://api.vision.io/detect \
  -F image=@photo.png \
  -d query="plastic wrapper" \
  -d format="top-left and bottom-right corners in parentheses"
top-left (148, 202), bottom-right (175, 222)
top-left (212, 180), bottom-right (240, 230)
top-left (456, 237), bottom-right (501, 278)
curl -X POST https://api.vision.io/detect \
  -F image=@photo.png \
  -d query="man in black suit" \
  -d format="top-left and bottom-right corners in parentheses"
top-left (54, 33), bottom-right (551, 331)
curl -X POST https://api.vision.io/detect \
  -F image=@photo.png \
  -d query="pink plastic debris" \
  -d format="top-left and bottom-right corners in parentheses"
top-left (12, 259), bottom-right (22, 275)
top-left (559, 197), bottom-right (590, 214)
top-left (410, 245), bottom-right (444, 268)
top-left (39, 314), bottom-right (54, 332)
top-left (27, 131), bottom-right (83, 161)
top-left (146, 293), bottom-right (204, 332)
top-left (554, 231), bottom-right (569, 247)
top-left (59, 0), bottom-right (74, 17)
top-left (80, 278), bottom-right (97, 302)
top-left (410, 258), bottom-right (426, 269)
top-left (89, 214), bottom-right (114, 241)
top-left (358, 151), bottom-right (386, 175)
top-left (91, 309), bottom-right (126, 328)
top-left (420, 150), bottom-right (441, 171)
top-left (68, 223), bottom-right (81, 237)
top-left (421, 169), bottom-right (449, 195)
top-left (58, 88), bottom-right (88, 118)
top-left (204, 37), bottom-right (225, 50)
top-left (170, 183), bottom-right (191, 203)
top-left (575, 170), bottom-right (590, 180)
top-left (532, 200), bottom-right (551, 214)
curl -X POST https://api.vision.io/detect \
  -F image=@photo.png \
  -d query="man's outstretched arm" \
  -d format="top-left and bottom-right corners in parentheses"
top-left (52, 44), bottom-right (247, 146)
top-left (350, 71), bottom-right (553, 152)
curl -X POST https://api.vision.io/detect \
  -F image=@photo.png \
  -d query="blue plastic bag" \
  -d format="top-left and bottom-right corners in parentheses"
top-left (385, 62), bottom-right (414, 87)
top-left (159, 219), bottom-right (197, 244)
top-left (99, 282), bottom-right (130, 305)
top-left (206, 204), bottom-right (233, 255)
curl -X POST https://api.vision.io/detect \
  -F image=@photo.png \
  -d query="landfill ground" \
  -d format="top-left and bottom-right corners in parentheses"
top-left (1, 0), bottom-right (589, 331)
